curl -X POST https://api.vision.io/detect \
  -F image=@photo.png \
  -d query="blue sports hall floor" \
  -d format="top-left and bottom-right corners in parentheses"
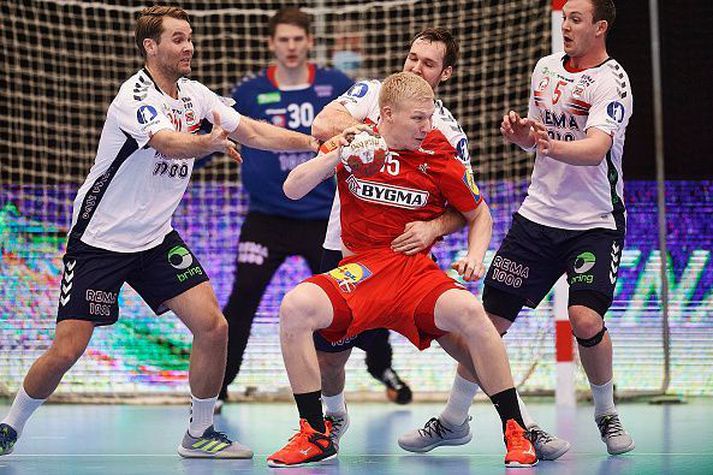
top-left (0, 399), bottom-right (711, 475)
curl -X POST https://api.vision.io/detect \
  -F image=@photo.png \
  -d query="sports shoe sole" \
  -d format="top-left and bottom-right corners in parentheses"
top-left (267, 453), bottom-right (338, 468)
top-left (505, 459), bottom-right (539, 468)
top-left (398, 432), bottom-right (472, 453)
top-left (177, 445), bottom-right (253, 459)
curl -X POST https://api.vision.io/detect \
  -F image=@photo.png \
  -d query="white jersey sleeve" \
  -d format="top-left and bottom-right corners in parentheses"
top-left (188, 79), bottom-right (242, 132)
top-left (112, 89), bottom-right (174, 149)
top-left (584, 68), bottom-right (633, 138)
top-left (334, 80), bottom-right (382, 122)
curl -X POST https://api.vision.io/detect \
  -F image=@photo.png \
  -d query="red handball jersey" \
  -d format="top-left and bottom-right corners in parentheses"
top-left (337, 129), bottom-right (483, 254)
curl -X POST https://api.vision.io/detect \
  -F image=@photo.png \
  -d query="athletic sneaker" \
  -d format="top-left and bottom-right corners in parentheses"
top-left (596, 413), bottom-right (635, 455)
top-left (267, 419), bottom-right (337, 468)
top-left (398, 416), bottom-right (472, 453)
top-left (504, 419), bottom-right (538, 467)
top-left (381, 368), bottom-right (413, 404)
top-left (0, 423), bottom-right (18, 456)
top-left (528, 425), bottom-right (571, 460)
top-left (325, 411), bottom-right (350, 448)
top-left (177, 425), bottom-right (253, 458)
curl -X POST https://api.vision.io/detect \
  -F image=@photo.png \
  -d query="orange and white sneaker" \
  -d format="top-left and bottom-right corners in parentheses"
top-left (267, 419), bottom-right (337, 468)
top-left (504, 419), bottom-right (538, 467)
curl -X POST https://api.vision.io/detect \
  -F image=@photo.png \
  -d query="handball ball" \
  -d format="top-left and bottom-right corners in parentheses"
top-left (339, 131), bottom-right (388, 177)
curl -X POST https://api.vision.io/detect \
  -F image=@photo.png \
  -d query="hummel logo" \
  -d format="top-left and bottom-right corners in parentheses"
top-left (418, 163), bottom-right (429, 174)
top-left (62, 283), bottom-right (73, 295)
top-left (299, 447), bottom-right (312, 456)
top-left (66, 260), bottom-right (76, 271)
top-left (60, 294), bottom-right (71, 306)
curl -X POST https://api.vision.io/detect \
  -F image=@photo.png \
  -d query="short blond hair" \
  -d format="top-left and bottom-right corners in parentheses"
top-left (379, 72), bottom-right (434, 110)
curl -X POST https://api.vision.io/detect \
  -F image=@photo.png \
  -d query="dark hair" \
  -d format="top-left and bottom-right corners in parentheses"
top-left (410, 27), bottom-right (459, 70)
top-left (590, 0), bottom-right (616, 32)
top-left (268, 7), bottom-right (312, 37)
top-left (135, 6), bottom-right (190, 58)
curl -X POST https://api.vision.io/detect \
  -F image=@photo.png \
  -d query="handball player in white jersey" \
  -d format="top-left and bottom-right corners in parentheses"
top-left (0, 6), bottom-right (318, 459)
top-left (485, 0), bottom-right (635, 455)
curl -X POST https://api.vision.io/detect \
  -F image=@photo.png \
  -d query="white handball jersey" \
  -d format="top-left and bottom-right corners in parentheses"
top-left (69, 68), bottom-right (241, 252)
top-left (322, 79), bottom-right (472, 250)
top-left (518, 53), bottom-right (632, 231)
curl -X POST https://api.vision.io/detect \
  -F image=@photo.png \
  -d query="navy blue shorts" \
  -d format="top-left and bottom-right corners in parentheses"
top-left (56, 231), bottom-right (209, 326)
top-left (483, 213), bottom-right (624, 321)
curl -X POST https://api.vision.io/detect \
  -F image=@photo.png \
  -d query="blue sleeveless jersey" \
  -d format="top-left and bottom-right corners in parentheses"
top-left (232, 64), bottom-right (353, 219)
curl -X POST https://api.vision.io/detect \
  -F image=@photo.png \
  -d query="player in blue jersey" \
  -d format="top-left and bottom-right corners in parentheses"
top-left (217, 7), bottom-right (356, 409)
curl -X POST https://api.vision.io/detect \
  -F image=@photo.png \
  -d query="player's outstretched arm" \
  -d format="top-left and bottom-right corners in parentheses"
top-left (283, 147), bottom-right (340, 200)
top-left (149, 111), bottom-right (241, 161)
top-left (391, 207), bottom-right (467, 255)
top-left (231, 115), bottom-right (319, 153)
top-left (450, 202), bottom-right (493, 282)
top-left (532, 124), bottom-right (613, 166)
top-left (312, 101), bottom-right (362, 141)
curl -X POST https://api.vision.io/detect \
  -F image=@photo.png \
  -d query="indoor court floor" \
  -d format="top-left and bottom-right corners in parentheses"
top-left (0, 399), bottom-right (710, 475)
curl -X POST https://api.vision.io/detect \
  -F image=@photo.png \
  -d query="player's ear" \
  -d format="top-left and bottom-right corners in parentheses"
top-left (143, 38), bottom-right (157, 57)
top-left (268, 35), bottom-right (276, 53)
top-left (440, 65), bottom-right (453, 83)
top-left (306, 33), bottom-right (314, 50)
top-left (595, 19), bottom-right (609, 38)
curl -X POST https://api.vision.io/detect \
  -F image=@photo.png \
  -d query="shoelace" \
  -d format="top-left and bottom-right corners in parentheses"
top-left (597, 415), bottom-right (626, 438)
top-left (529, 427), bottom-right (554, 446)
top-left (418, 418), bottom-right (452, 439)
top-left (203, 429), bottom-right (232, 445)
top-left (325, 415), bottom-right (345, 434)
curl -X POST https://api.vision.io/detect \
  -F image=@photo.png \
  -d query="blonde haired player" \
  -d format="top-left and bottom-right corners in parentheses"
top-left (268, 72), bottom-right (537, 468)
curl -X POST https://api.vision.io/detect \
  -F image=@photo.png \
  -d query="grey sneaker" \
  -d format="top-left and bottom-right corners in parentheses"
top-left (177, 425), bottom-right (253, 458)
top-left (398, 416), bottom-right (472, 453)
top-left (325, 411), bottom-right (350, 449)
top-left (0, 423), bottom-right (18, 456)
top-left (528, 425), bottom-right (571, 460)
top-left (596, 414), bottom-right (635, 455)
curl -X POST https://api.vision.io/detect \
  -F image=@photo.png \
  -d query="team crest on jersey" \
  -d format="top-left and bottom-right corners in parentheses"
top-left (463, 169), bottom-right (481, 201)
top-left (537, 76), bottom-right (550, 92)
top-left (346, 175), bottom-right (429, 210)
top-left (327, 263), bottom-right (372, 293)
top-left (346, 82), bottom-right (369, 98)
top-left (136, 105), bottom-right (158, 125)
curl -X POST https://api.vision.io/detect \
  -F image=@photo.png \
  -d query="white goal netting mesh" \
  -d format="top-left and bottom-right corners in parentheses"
top-left (3, 0), bottom-right (602, 400)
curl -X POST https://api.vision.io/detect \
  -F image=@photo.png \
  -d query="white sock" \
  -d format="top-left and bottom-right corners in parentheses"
top-left (516, 392), bottom-right (537, 429)
top-left (2, 385), bottom-right (46, 436)
top-left (188, 394), bottom-right (216, 437)
top-left (323, 392), bottom-right (347, 415)
top-left (590, 379), bottom-right (617, 419)
top-left (439, 373), bottom-right (479, 427)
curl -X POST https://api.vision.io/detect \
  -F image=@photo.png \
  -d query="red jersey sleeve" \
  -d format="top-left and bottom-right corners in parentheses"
top-left (429, 139), bottom-right (483, 214)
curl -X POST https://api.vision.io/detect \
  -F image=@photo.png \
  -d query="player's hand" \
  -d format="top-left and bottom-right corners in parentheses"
top-left (451, 254), bottom-right (486, 282)
top-left (339, 124), bottom-right (375, 146)
top-left (500, 110), bottom-right (534, 148)
top-left (391, 221), bottom-right (439, 255)
top-left (532, 121), bottom-right (555, 156)
top-left (208, 111), bottom-right (242, 163)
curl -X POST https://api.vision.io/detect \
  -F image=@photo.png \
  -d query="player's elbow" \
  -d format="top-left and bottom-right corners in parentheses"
top-left (311, 114), bottom-right (332, 141)
top-left (283, 175), bottom-right (305, 201)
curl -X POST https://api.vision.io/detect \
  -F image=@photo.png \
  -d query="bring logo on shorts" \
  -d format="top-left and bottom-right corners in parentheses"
top-left (327, 263), bottom-right (372, 293)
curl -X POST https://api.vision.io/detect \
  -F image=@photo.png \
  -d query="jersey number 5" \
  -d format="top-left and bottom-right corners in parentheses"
top-left (552, 80), bottom-right (568, 105)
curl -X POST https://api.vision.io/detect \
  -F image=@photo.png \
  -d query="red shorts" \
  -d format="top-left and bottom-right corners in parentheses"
top-left (306, 248), bottom-right (464, 350)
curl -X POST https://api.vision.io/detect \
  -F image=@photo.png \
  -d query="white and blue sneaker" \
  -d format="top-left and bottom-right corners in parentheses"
top-left (0, 423), bottom-right (18, 456)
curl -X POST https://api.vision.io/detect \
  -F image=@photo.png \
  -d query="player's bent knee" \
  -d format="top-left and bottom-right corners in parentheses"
top-left (280, 285), bottom-right (328, 331)
top-left (574, 325), bottom-right (608, 348)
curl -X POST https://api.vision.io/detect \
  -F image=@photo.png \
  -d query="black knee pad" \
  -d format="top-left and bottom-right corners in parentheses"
top-left (482, 285), bottom-right (525, 322)
top-left (569, 290), bottom-right (612, 317)
top-left (575, 325), bottom-right (608, 347)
